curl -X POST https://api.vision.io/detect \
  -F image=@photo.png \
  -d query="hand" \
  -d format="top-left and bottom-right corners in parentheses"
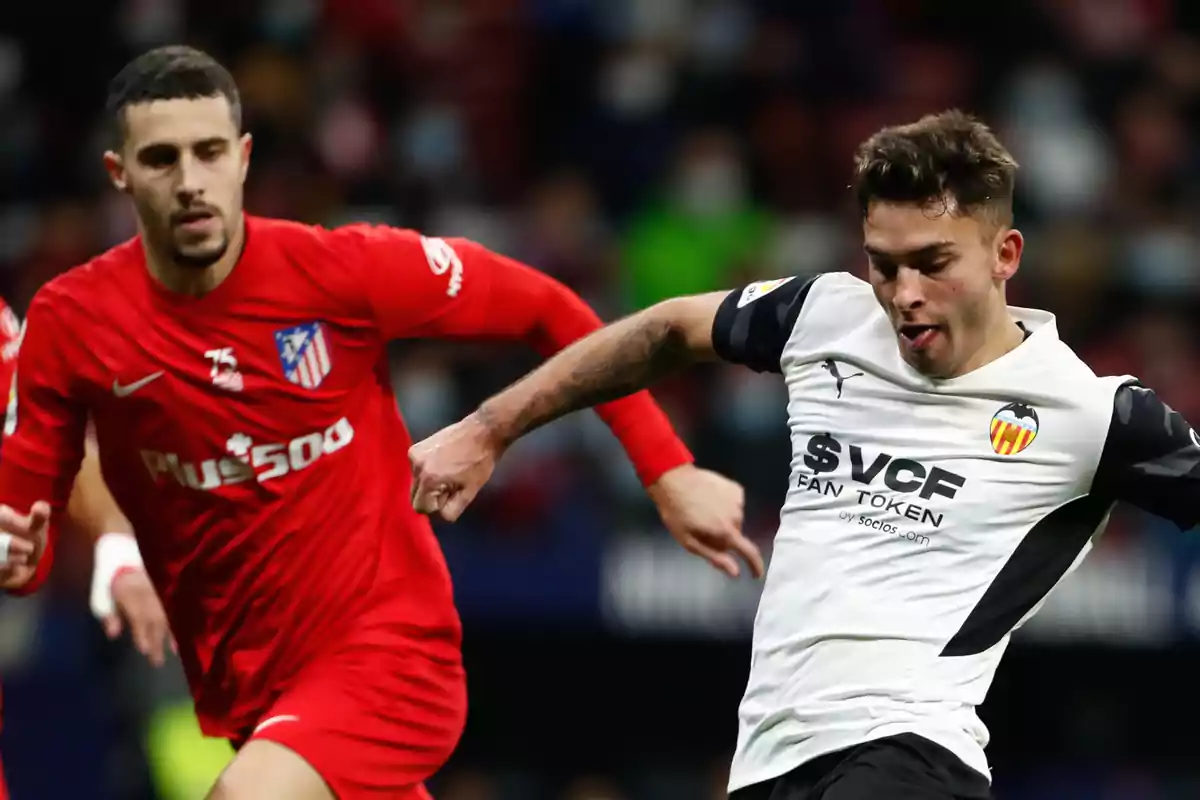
top-left (647, 464), bottom-right (764, 579)
top-left (103, 568), bottom-right (175, 668)
top-left (0, 501), bottom-right (50, 591)
top-left (409, 413), bottom-right (503, 522)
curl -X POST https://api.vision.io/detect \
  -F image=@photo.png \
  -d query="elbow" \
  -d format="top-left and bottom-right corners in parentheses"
top-left (652, 296), bottom-right (691, 322)
top-left (647, 295), bottom-right (716, 359)
top-left (651, 300), bottom-right (692, 345)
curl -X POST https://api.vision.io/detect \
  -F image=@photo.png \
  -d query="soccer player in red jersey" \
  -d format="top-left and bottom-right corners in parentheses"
top-left (0, 46), bottom-right (761, 799)
top-left (0, 297), bottom-right (170, 799)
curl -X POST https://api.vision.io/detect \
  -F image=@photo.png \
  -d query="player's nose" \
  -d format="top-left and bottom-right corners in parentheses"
top-left (174, 152), bottom-right (206, 198)
top-left (891, 266), bottom-right (925, 311)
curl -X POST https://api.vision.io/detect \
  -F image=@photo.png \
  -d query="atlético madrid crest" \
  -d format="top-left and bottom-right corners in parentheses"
top-left (990, 402), bottom-right (1039, 456)
top-left (274, 322), bottom-right (332, 389)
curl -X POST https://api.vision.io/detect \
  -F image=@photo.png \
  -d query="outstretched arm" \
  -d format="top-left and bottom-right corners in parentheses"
top-left (407, 276), bottom-right (816, 576)
top-left (473, 273), bottom-right (816, 445)
top-left (339, 226), bottom-right (693, 487)
top-left (329, 225), bottom-right (763, 576)
top-left (409, 290), bottom-right (761, 577)
top-left (476, 292), bottom-right (727, 448)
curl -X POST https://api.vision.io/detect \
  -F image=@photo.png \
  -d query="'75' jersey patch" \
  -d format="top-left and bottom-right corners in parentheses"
top-left (274, 322), bottom-right (333, 389)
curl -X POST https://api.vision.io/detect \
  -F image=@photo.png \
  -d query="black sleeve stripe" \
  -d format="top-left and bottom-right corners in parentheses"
top-left (711, 292), bottom-right (750, 365)
top-left (711, 275), bottom-right (818, 374)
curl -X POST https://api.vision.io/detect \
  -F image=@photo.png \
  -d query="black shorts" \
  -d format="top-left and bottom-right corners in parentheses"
top-left (729, 734), bottom-right (993, 800)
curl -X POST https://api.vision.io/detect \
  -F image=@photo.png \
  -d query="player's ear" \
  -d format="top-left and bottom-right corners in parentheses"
top-left (103, 151), bottom-right (129, 193)
top-left (993, 227), bottom-right (1023, 282)
top-left (238, 133), bottom-right (253, 183)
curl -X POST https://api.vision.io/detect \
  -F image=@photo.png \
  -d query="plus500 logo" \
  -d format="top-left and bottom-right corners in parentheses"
top-left (140, 417), bottom-right (354, 491)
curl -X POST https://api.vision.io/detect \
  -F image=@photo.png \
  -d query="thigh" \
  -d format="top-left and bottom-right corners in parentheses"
top-left (730, 747), bottom-right (863, 800)
top-left (818, 735), bottom-right (992, 800)
top-left (207, 739), bottom-right (333, 800)
top-left (247, 642), bottom-right (466, 799)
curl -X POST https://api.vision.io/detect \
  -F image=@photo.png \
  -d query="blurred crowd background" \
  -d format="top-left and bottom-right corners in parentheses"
top-left (4, 0), bottom-right (1200, 798)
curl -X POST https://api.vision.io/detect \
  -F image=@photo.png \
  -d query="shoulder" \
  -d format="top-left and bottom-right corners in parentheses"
top-left (795, 271), bottom-right (877, 317)
top-left (1108, 379), bottom-right (1168, 427)
top-left (1030, 331), bottom-right (1132, 395)
top-left (249, 217), bottom-right (453, 320)
top-left (33, 238), bottom-right (143, 316)
top-left (780, 271), bottom-right (884, 348)
top-left (728, 271), bottom-right (870, 315)
top-left (249, 217), bottom-right (438, 291)
top-left (253, 216), bottom-right (422, 258)
top-left (998, 329), bottom-right (1135, 443)
top-left (712, 271), bottom-right (857, 373)
top-left (806, 270), bottom-right (871, 297)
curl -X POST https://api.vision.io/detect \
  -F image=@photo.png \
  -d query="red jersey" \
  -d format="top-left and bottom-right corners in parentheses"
top-left (0, 216), bottom-right (691, 737)
top-left (0, 298), bottom-right (22, 424)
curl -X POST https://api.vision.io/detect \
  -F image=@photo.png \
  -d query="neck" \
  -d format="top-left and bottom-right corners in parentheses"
top-left (955, 305), bottom-right (1026, 377)
top-left (143, 212), bottom-right (246, 297)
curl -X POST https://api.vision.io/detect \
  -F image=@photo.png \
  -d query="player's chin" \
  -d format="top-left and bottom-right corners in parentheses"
top-left (897, 336), bottom-right (952, 377)
top-left (173, 238), bottom-right (228, 269)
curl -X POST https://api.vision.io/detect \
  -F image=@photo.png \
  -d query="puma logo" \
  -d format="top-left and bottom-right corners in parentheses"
top-left (821, 359), bottom-right (863, 399)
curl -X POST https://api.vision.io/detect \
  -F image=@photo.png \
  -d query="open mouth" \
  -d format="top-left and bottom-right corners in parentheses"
top-left (898, 324), bottom-right (941, 350)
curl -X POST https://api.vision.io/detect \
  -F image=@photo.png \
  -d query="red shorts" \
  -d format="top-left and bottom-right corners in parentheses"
top-left (245, 638), bottom-right (466, 799)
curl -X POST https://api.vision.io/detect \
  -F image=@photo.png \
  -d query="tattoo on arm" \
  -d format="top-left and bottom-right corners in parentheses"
top-left (478, 311), bottom-right (694, 446)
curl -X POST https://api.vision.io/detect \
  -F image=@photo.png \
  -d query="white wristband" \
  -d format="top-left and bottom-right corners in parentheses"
top-left (90, 532), bottom-right (144, 619)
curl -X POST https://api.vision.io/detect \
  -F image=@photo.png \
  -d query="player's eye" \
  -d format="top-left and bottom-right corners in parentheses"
top-left (910, 252), bottom-right (954, 275)
top-left (194, 141), bottom-right (227, 162)
top-left (869, 259), bottom-right (898, 281)
top-left (916, 259), bottom-right (948, 274)
top-left (138, 146), bottom-right (179, 169)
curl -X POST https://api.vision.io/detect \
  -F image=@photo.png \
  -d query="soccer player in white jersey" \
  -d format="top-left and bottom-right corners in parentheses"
top-left (408, 110), bottom-right (1200, 799)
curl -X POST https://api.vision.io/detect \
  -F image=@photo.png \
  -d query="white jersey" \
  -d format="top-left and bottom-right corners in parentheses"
top-left (710, 272), bottom-right (1200, 792)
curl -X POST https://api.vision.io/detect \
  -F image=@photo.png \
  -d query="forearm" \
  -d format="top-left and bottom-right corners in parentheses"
top-left (452, 256), bottom-right (692, 484)
top-left (478, 300), bottom-right (702, 449)
top-left (68, 438), bottom-right (132, 539)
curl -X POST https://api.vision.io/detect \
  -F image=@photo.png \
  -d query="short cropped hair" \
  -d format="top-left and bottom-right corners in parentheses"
top-left (105, 45), bottom-right (241, 145)
top-left (851, 110), bottom-right (1018, 225)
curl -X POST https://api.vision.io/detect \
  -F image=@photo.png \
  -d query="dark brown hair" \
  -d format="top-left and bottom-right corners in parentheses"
top-left (106, 45), bottom-right (241, 146)
top-left (851, 110), bottom-right (1018, 225)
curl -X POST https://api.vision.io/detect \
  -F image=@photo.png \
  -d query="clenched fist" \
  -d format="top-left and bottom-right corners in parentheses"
top-left (409, 413), bottom-right (501, 523)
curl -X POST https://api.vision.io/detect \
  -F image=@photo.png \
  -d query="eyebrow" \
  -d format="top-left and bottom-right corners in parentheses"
top-left (135, 136), bottom-right (228, 158)
top-left (863, 242), bottom-right (956, 259)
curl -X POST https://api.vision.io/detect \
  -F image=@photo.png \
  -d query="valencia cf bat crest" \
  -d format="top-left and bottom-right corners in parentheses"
top-left (989, 402), bottom-right (1039, 456)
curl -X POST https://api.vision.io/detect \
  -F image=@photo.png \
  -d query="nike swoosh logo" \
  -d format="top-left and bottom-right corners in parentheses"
top-left (252, 714), bottom-right (300, 735)
top-left (112, 372), bottom-right (164, 397)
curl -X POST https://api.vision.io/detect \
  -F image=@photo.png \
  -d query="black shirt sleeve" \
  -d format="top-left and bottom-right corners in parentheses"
top-left (710, 275), bottom-right (818, 373)
top-left (1091, 381), bottom-right (1200, 529)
